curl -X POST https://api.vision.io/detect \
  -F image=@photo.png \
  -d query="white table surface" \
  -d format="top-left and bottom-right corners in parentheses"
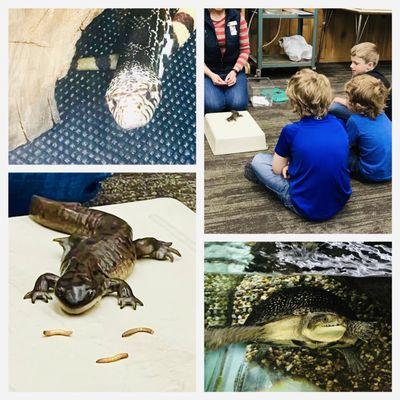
top-left (9, 198), bottom-right (195, 392)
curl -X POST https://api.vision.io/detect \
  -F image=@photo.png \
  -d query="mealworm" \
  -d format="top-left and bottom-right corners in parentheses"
top-left (43, 329), bottom-right (73, 337)
top-left (96, 353), bottom-right (129, 364)
top-left (121, 327), bottom-right (154, 337)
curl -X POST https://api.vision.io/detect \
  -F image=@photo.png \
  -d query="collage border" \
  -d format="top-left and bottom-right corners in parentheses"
top-left (1, 0), bottom-right (398, 398)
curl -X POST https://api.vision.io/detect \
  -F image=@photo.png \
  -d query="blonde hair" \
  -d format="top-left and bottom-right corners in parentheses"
top-left (345, 74), bottom-right (388, 119)
top-left (286, 69), bottom-right (332, 118)
top-left (350, 42), bottom-right (379, 66)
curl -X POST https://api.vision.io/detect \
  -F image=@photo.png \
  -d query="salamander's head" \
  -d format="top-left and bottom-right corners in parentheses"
top-left (54, 271), bottom-right (104, 314)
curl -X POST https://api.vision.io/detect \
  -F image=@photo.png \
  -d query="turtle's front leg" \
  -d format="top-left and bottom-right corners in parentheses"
top-left (133, 237), bottom-right (181, 262)
top-left (23, 273), bottom-right (59, 303)
top-left (106, 278), bottom-right (144, 310)
top-left (337, 348), bottom-right (365, 374)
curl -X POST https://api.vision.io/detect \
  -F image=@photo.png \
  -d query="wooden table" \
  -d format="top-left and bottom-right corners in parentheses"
top-left (342, 8), bottom-right (391, 43)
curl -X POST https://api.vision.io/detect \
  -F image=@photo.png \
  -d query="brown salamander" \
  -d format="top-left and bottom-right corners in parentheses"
top-left (23, 195), bottom-right (180, 314)
top-left (226, 110), bottom-right (242, 122)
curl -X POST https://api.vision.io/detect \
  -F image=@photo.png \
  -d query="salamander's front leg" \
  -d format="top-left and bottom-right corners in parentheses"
top-left (107, 278), bottom-right (144, 310)
top-left (134, 237), bottom-right (181, 262)
top-left (23, 273), bottom-right (59, 303)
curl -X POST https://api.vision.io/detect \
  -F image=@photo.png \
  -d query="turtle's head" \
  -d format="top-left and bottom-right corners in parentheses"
top-left (302, 312), bottom-right (347, 343)
top-left (106, 67), bottom-right (161, 130)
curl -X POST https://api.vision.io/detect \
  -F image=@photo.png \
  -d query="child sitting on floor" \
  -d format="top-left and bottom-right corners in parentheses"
top-left (330, 42), bottom-right (392, 121)
top-left (344, 74), bottom-right (391, 182)
top-left (244, 69), bottom-right (352, 222)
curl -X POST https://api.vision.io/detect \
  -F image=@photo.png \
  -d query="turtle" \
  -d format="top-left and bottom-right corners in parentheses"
top-left (205, 286), bottom-right (375, 373)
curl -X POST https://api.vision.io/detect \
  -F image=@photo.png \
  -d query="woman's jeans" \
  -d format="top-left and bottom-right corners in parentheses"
top-left (251, 153), bottom-right (300, 215)
top-left (204, 71), bottom-right (248, 113)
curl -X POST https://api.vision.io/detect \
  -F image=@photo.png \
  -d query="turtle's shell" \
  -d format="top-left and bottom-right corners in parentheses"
top-left (245, 286), bottom-right (356, 326)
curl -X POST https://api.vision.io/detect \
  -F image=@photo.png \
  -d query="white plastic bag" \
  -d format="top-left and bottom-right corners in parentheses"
top-left (279, 35), bottom-right (312, 62)
top-left (250, 96), bottom-right (272, 107)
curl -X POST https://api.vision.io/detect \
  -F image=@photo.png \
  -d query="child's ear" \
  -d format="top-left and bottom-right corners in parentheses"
top-left (366, 61), bottom-right (375, 71)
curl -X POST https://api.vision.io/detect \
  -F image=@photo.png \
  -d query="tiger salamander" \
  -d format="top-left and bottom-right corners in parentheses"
top-left (24, 195), bottom-right (180, 314)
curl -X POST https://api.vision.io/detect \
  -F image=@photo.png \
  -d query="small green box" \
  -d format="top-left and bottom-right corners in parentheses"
top-left (261, 88), bottom-right (288, 103)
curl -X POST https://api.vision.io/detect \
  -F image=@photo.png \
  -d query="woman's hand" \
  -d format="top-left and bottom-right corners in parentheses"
top-left (204, 64), bottom-right (226, 86)
top-left (225, 70), bottom-right (237, 86)
top-left (210, 72), bottom-right (227, 86)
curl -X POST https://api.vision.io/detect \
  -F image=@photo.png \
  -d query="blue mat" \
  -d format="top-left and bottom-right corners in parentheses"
top-left (9, 9), bottom-right (196, 165)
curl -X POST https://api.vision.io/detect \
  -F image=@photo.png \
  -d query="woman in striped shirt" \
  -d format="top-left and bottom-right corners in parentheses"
top-left (204, 9), bottom-right (250, 113)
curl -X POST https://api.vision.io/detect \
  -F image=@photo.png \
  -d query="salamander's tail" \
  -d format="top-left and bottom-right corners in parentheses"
top-left (29, 195), bottom-right (132, 238)
top-left (29, 195), bottom-right (88, 235)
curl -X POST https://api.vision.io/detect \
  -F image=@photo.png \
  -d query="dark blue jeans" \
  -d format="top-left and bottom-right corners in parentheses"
top-left (204, 71), bottom-right (248, 113)
top-left (348, 149), bottom-right (382, 183)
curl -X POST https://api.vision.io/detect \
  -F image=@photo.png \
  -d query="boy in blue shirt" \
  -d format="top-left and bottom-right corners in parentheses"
top-left (245, 69), bottom-right (352, 221)
top-left (330, 42), bottom-right (391, 121)
top-left (345, 74), bottom-right (391, 182)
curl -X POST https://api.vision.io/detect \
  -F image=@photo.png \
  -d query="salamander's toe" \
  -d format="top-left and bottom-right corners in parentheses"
top-left (134, 237), bottom-right (182, 262)
top-left (118, 295), bottom-right (143, 310)
top-left (24, 290), bottom-right (53, 303)
top-left (154, 241), bottom-right (181, 261)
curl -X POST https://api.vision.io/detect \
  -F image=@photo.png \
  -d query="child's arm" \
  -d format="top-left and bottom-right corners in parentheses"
top-left (272, 153), bottom-right (289, 176)
top-left (346, 117), bottom-right (359, 147)
top-left (332, 97), bottom-right (348, 107)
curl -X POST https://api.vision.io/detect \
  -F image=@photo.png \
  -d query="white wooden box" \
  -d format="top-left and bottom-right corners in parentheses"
top-left (205, 111), bottom-right (267, 155)
top-left (9, 199), bottom-right (195, 392)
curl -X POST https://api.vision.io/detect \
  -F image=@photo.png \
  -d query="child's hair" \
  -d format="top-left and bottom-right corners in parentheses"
top-left (286, 69), bottom-right (332, 118)
top-left (350, 42), bottom-right (379, 66)
top-left (345, 74), bottom-right (388, 119)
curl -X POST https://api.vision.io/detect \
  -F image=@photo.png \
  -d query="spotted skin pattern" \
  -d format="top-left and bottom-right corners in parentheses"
top-left (23, 196), bottom-right (181, 314)
top-left (245, 286), bottom-right (356, 326)
top-left (105, 9), bottom-right (194, 130)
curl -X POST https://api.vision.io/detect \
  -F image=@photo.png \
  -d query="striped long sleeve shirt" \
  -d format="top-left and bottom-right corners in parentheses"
top-left (211, 13), bottom-right (250, 72)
